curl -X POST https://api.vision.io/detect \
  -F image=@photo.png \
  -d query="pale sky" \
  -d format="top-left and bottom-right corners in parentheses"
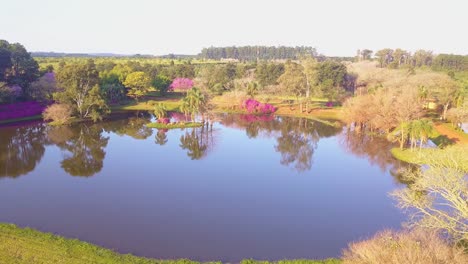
top-left (1, 0), bottom-right (467, 56)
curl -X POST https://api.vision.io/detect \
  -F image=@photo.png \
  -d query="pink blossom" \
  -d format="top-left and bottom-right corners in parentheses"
top-left (169, 78), bottom-right (194, 92)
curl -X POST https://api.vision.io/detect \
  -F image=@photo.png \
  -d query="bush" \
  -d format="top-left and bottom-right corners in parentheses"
top-left (42, 104), bottom-right (72, 125)
top-left (241, 99), bottom-right (276, 114)
top-left (342, 229), bottom-right (468, 264)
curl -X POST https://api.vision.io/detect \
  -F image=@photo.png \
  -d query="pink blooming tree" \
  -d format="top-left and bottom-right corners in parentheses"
top-left (241, 99), bottom-right (276, 114)
top-left (169, 78), bottom-right (194, 92)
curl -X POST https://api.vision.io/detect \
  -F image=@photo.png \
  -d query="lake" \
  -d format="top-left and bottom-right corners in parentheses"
top-left (0, 113), bottom-right (406, 262)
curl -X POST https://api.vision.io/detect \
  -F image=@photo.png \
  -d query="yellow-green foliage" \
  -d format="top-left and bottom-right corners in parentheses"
top-left (390, 145), bottom-right (468, 172)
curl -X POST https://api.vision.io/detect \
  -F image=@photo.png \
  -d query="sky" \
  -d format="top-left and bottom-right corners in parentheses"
top-left (1, 0), bottom-right (467, 56)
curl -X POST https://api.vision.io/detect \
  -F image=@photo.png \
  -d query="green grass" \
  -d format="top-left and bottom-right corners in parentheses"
top-left (0, 223), bottom-right (341, 264)
top-left (146, 122), bottom-right (203, 129)
top-left (0, 223), bottom-right (219, 264)
top-left (390, 146), bottom-right (468, 172)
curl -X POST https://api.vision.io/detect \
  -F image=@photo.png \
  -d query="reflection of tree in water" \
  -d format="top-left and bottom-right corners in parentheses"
top-left (179, 124), bottom-right (216, 160)
top-left (48, 124), bottom-right (109, 177)
top-left (220, 114), bottom-right (342, 172)
top-left (339, 130), bottom-right (411, 184)
top-left (0, 123), bottom-right (47, 178)
top-left (275, 118), bottom-right (340, 172)
top-left (102, 113), bottom-right (153, 140)
top-left (155, 129), bottom-right (168, 146)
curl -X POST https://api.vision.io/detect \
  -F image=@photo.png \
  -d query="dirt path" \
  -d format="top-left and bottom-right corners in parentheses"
top-left (434, 123), bottom-right (468, 145)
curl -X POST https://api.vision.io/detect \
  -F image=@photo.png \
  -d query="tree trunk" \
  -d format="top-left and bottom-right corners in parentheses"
top-left (442, 103), bottom-right (449, 120)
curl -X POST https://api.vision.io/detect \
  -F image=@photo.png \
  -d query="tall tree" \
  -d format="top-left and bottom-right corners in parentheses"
top-left (278, 61), bottom-right (307, 112)
top-left (123, 71), bottom-right (154, 102)
top-left (54, 59), bottom-right (108, 120)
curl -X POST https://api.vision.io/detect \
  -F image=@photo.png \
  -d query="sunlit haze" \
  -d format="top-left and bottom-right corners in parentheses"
top-left (1, 0), bottom-right (467, 56)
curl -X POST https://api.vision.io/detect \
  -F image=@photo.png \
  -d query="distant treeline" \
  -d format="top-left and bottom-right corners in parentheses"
top-left (199, 46), bottom-right (317, 61)
top-left (359, 48), bottom-right (468, 72)
top-left (432, 54), bottom-right (468, 71)
top-left (31, 52), bottom-right (155, 58)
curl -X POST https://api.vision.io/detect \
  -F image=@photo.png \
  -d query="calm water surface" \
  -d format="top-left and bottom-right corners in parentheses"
top-left (0, 113), bottom-right (406, 262)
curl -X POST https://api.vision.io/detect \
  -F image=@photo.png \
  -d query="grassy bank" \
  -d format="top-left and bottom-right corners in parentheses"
top-left (0, 115), bottom-right (42, 125)
top-left (390, 146), bottom-right (468, 172)
top-left (0, 223), bottom-right (210, 264)
top-left (0, 223), bottom-right (340, 264)
top-left (146, 122), bottom-right (203, 129)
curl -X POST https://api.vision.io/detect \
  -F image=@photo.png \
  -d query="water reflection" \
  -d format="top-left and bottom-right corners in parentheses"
top-left (103, 113), bottom-right (153, 140)
top-left (221, 114), bottom-right (342, 172)
top-left (179, 124), bottom-right (216, 160)
top-left (155, 129), bottom-right (168, 146)
top-left (48, 124), bottom-right (109, 177)
top-left (339, 130), bottom-right (413, 184)
top-left (0, 114), bottom-right (405, 178)
top-left (0, 123), bottom-right (47, 178)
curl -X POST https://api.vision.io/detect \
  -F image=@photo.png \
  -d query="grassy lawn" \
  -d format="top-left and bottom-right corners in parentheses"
top-left (0, 223), bottom-right (340, 264)
top-left (390, 146), bottom-right (468, 172)
top-left (0, 223), bottom-right (216, 264)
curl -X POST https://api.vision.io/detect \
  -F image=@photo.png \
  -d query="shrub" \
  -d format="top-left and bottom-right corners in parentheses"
top-left (42, 104), bottom-right (72, 125)
top-left (342, 229), bottom-right (468, 264)
top-left (241, 99), bottom-right (276, 114)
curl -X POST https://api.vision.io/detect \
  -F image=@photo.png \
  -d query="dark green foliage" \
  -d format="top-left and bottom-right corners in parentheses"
top-left (256, 62), bottom-right (285, 86)
top-left (152, 74), bottom-right (172, 95)
top-left (316, 61), bottom-right (347, 88)
top-left (200, 46), bottom-right (317, 61)
top-left (0, 39), bottom-right (39, 98)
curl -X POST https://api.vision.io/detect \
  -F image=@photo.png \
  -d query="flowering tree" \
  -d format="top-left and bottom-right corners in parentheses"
top-left (169, 78), bottom-right (194, 92)
top-left (241, 99), bottom-right (276, 114)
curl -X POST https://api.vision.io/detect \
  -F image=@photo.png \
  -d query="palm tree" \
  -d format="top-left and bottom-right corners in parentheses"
top-left (181, 87), bottom-right (207, 121)
top-left (153, 103), bottom-right (167, 120)
top-left (416, 119), bottom-right (434, 149)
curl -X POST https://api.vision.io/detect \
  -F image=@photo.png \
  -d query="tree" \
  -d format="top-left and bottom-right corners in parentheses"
top-left (42, 103), bottom-right (73, 125)
top-left (180, 87), bottom-right (207, 120)
top-left (412, 50), bottom-right (433, 67)
top-left (360, 49), bottom-right (373, 60)
top-left (29, 72), bottom-right (57, 101)
top-left (431, 77), bottom-right (460, 120)
top-left (169, 77), bottom-right (194, 93)
top-left (375, 49), bottom-right (393, 68)
top-left (278, 61), bottom-right (307, 112)
top-left (123, 71), bottom-right (154, 102)
top-left (246, 81), bottom-right (259, 98)
top-left (153, 103), bottom-right (167, 119)
top-left (0, 40), bottom-right (39, 97)
top-left (255, 62), bottom-right (285, 87)
top-left (316, 61), bottom-right (347, 103)
top-left (301, 56), bottom-right (319, 98)
top-left (151, 75), bottom-right (171, 96)
top-left (391, 146), bottom-right (468, 242)
top-left (54, 59), bottom-right (109, 121)
top-left (392, 48), bottom-right (407, 66)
